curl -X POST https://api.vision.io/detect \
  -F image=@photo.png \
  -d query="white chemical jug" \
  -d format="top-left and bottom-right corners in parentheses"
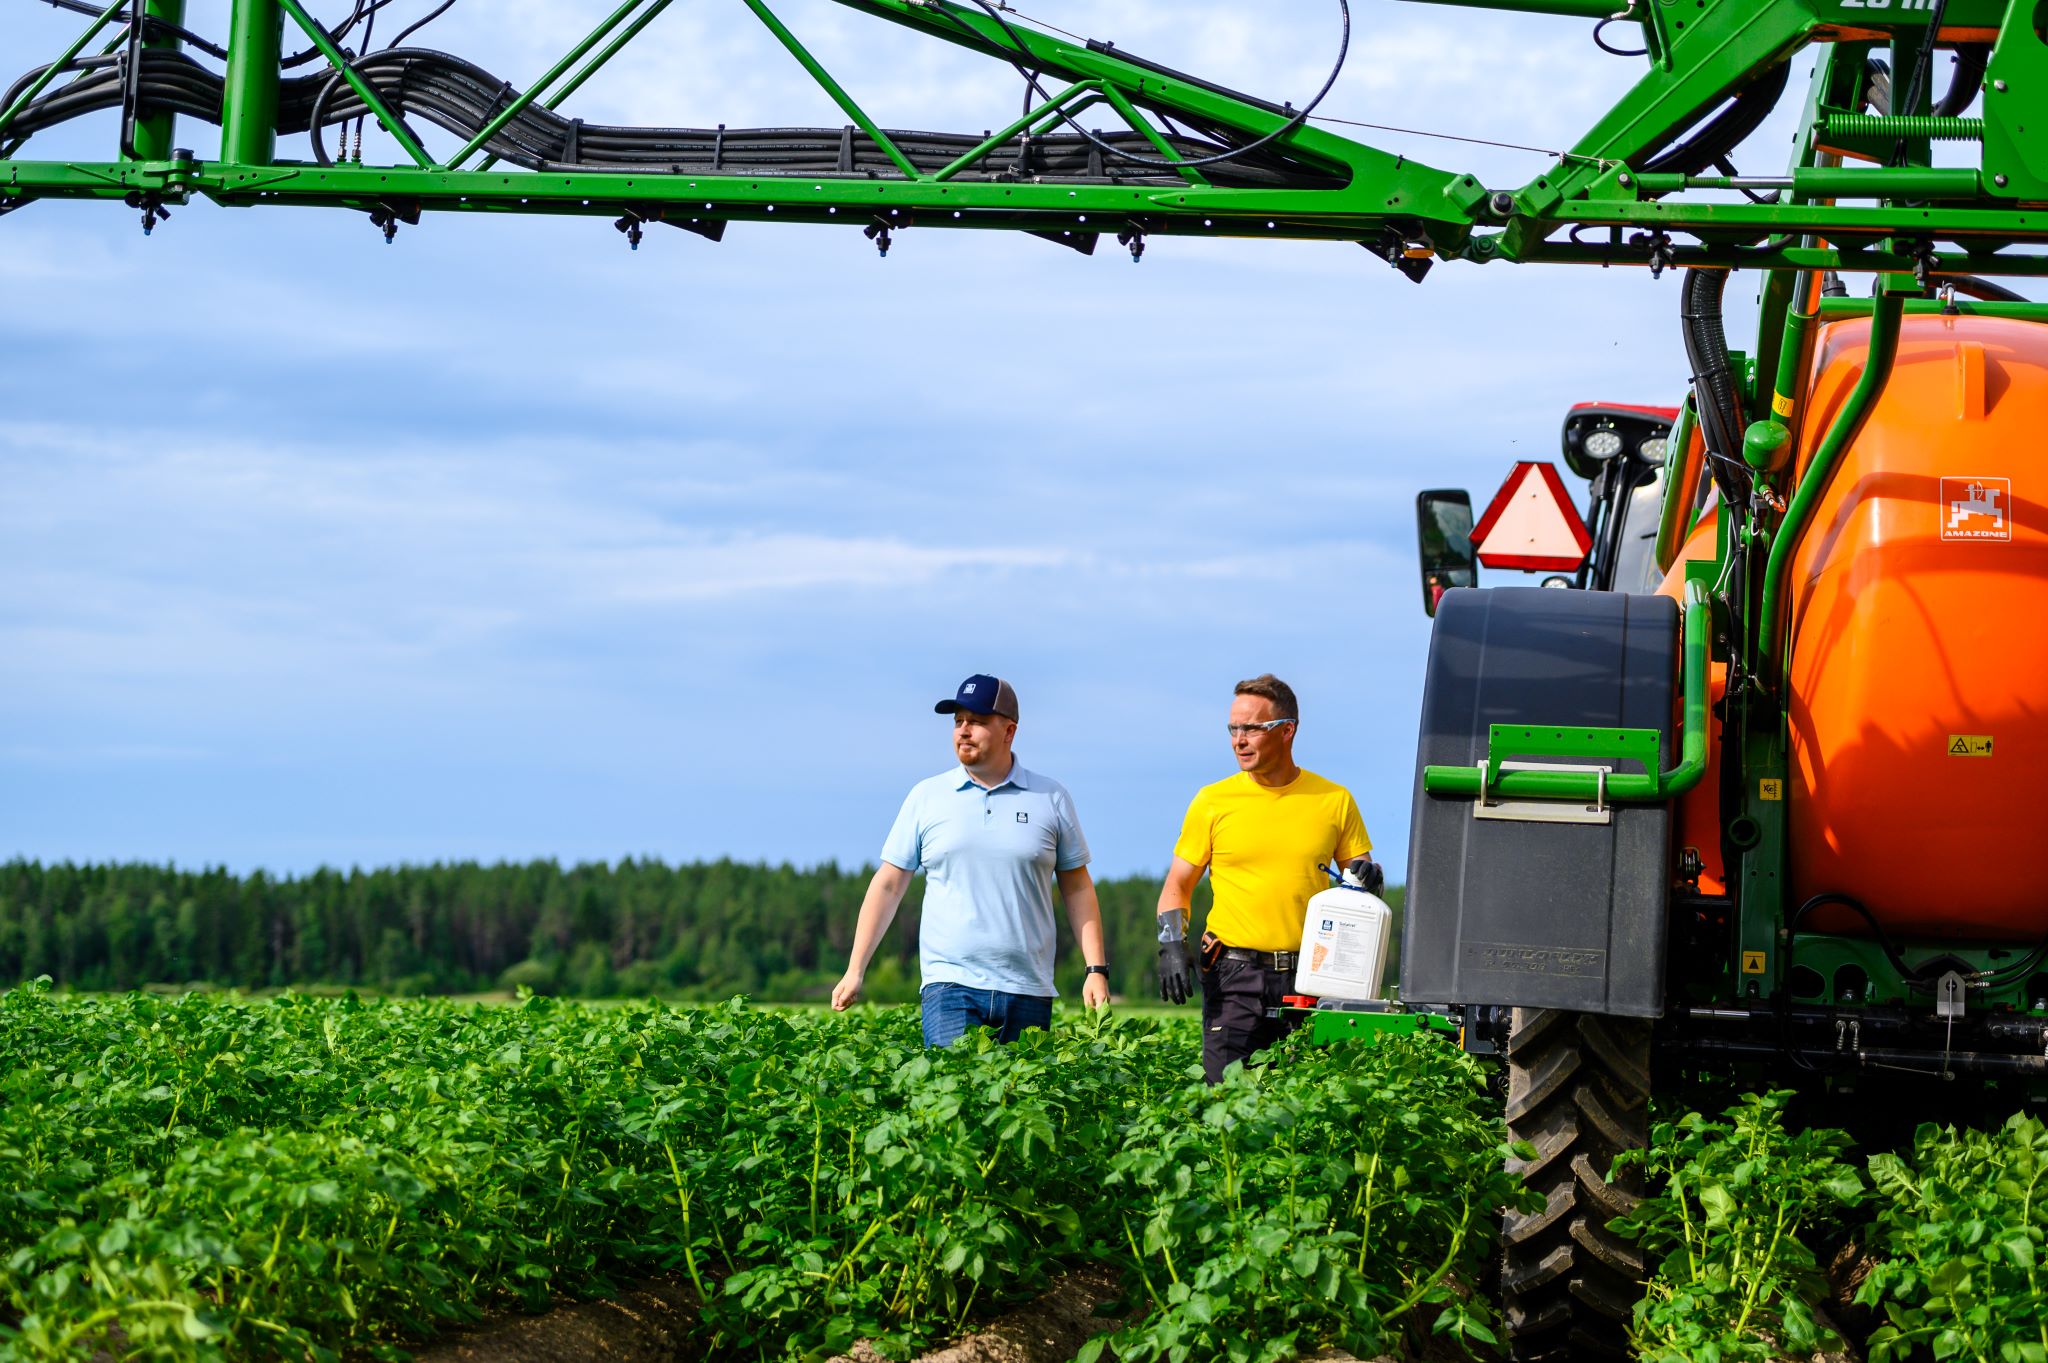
top-left (1294, 886), bottom-right (1393, 1002)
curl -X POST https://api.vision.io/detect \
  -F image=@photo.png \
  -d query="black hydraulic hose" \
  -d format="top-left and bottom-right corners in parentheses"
top-left (1936, 46), bottom-right (1990, 118)
top-left (1, 54), bottom-right (116, 114)
top-left (1787, 894), bottom-right (1923, 985)
top-left (1948, 274), bottom-right (2031, 303)
top-left (1728, 233), bottom-right (1798, 258)
top-left (3, 43), bottom-right (1344, 189)
top-left (1679, 268), bottom-right (1750, 507)
top-left (282, 0), bottom-right (391, 70)
top-left (384, 0), bottom-right (460, 52)
top-left (29, 0), bottom-right (228, 59)
top-left (1789, 894), bottom-right (2048, 993)
top-left (294, 50), bottom-right (1315, 181)
top-left (350, 0), bottom-right (380, 154)
top-left (1890, 0), bottom-right (1951, 163)
top-left (945, 0), bottom-right (1349, 172)
top-left (306, 64), bottom-right (352, 165)
top-left (1974, 936), bottom-right (2048, 987)
top-left (1866, 43), bottom-right (1985, 121)
top-left (1592, 15), bottom-right (1646, 58)
top-left (1641, 60), bottom-right (1790, 177)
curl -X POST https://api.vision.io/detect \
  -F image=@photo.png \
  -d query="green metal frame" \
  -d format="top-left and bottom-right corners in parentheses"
top-left (1301, 1008), bottom-right (1460, 1047)
top-left (1776, 935), bottom-right (2045, 1010)
top-left (7, 0), bottom-right (2048, 278)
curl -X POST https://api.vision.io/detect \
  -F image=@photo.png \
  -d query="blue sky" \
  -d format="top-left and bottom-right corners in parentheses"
top-left (1, 0), bottom-right (1791, 878)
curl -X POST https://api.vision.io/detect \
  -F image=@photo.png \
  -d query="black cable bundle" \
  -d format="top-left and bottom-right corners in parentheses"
top-left (1, 44), bottom-right (1346, 190)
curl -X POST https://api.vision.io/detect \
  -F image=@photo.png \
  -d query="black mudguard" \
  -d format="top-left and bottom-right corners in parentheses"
top-left (1400, 587), bottom-right (1676, 1018)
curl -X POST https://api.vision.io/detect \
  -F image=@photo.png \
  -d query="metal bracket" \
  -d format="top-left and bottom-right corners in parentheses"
top-left (1472, 760), bottom-right (1615, 825)
top-left (1935, 969), bottom-right (1967, 1019)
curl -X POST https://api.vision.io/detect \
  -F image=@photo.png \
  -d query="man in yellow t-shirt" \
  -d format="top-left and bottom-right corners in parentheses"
top-left (1156, 673), bottom-right (1372, 1083)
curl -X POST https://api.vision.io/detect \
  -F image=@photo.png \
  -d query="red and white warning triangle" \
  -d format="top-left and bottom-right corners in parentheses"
top-left (1471, 461), bottom-right (1591, 572)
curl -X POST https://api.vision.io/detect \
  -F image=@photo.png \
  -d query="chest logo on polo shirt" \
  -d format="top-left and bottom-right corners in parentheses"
top-left (1015, 811), bottom-right (1029, 823)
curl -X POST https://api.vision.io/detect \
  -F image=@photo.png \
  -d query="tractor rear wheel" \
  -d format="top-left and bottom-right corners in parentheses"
top-left (1499, 1007), bottom-right (1652, 1363)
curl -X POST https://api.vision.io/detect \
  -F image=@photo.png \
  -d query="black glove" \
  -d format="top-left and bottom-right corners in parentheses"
top-left (1156, 910), bottom-right (1194, 1004)
top-left (1157, 939), bottom-right (1194, 1004)
top-left (1346, 856), bottom-right (1386, 896)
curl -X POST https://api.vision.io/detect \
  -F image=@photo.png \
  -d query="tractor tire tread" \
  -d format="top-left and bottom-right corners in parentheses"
top-left (1499, 1007), bottom-right (1651, 1363)
top-left (1504, 1042), bottom-right (1582, 1124)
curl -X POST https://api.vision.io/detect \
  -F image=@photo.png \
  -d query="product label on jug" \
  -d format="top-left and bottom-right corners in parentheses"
top-left (1307, 919), bottom-right (1380, 987)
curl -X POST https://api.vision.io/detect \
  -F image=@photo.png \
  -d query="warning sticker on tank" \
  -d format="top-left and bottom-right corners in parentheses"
top-left (1948, 735), bottom-right (1994, 757)
top-left (1940, 476), bottom-right (2012, 541)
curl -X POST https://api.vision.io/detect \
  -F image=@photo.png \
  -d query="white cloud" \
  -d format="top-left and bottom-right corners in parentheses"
top-left (570, 533), bottom-right (1073, 602)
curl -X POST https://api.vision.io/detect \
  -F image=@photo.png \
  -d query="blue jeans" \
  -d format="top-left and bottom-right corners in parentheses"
top-left (920, 983), bottom-right (1053, 1047)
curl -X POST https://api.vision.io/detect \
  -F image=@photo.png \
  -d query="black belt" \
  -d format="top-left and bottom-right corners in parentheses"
top-left (1218, 945), bottom-right (1298, 973)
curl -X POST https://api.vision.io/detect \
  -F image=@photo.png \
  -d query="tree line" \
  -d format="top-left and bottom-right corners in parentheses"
top-left (0, 858), bottom-right (1402, 1002)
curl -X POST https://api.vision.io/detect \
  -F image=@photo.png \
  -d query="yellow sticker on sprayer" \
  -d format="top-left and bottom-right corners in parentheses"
top-left (1948, 735), bottom-right (1994, 757)
top-left (1771, 392), bottom-right (1795, 418)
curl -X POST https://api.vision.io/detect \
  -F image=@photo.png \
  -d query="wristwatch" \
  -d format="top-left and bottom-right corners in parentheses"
top-left (1084, 964), bottom-right (1111, 977)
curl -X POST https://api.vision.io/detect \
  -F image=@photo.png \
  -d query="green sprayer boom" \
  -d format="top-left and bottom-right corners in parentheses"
top-left (7, 0), bottom-right (2048, 280)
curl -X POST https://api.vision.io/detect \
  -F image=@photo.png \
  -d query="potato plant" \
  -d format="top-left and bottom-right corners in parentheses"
top-left (1616, 1091), bottom-right (1865, 1363)
top-left (1858, 1113), bottom-right (2048, 1363)
top-left (0, 983), bottom-right (1513, 1362)
top-left (1084, 1035), bottom-right (1526, 1363)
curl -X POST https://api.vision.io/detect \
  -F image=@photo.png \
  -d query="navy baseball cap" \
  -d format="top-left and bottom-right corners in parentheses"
top-left (935, 674), bottom-right (1019, 720)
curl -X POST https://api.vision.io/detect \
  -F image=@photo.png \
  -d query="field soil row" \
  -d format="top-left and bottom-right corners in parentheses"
top-left (411, 1275), bottom-right (707, 1363)
top-left (411, 1266), bottom-right (1402, 1363)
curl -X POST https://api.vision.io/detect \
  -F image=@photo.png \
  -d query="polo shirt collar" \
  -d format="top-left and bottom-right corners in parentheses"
top-left (955, 760), bottom-right (1028, 792)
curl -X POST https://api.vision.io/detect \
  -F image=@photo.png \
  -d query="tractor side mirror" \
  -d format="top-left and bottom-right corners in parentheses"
top-left (1416, 489), bottom-right (1478, 617)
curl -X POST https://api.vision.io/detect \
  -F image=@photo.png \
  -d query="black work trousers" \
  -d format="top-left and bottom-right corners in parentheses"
top-left (1199, 954), bottom-right (1303, 1084)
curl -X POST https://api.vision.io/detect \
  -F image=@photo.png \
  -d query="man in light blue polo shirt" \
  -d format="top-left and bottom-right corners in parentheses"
top-left (830, 674), bottom-right (1111, 1046)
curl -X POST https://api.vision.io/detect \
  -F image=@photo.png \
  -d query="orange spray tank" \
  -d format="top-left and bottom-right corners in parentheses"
top-left (1781, 314), bottom-right (2048, 940)
top-left (1663, 313), bottom-right (2048, 942)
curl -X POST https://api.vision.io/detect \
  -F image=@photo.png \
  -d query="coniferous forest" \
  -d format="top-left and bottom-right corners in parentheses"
top-left (0, 859), bottom-right (1414, 1004)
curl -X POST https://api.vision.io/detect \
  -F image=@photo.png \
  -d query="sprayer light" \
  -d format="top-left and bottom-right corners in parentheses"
top-left (1583, 430), bottom-right (1624, 459)
top-left (1637, 436), bottom-right (1669, 463)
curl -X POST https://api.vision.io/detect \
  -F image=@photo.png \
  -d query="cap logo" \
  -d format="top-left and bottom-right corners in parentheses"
top-left (964, 683), bottom-right (976, 693)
